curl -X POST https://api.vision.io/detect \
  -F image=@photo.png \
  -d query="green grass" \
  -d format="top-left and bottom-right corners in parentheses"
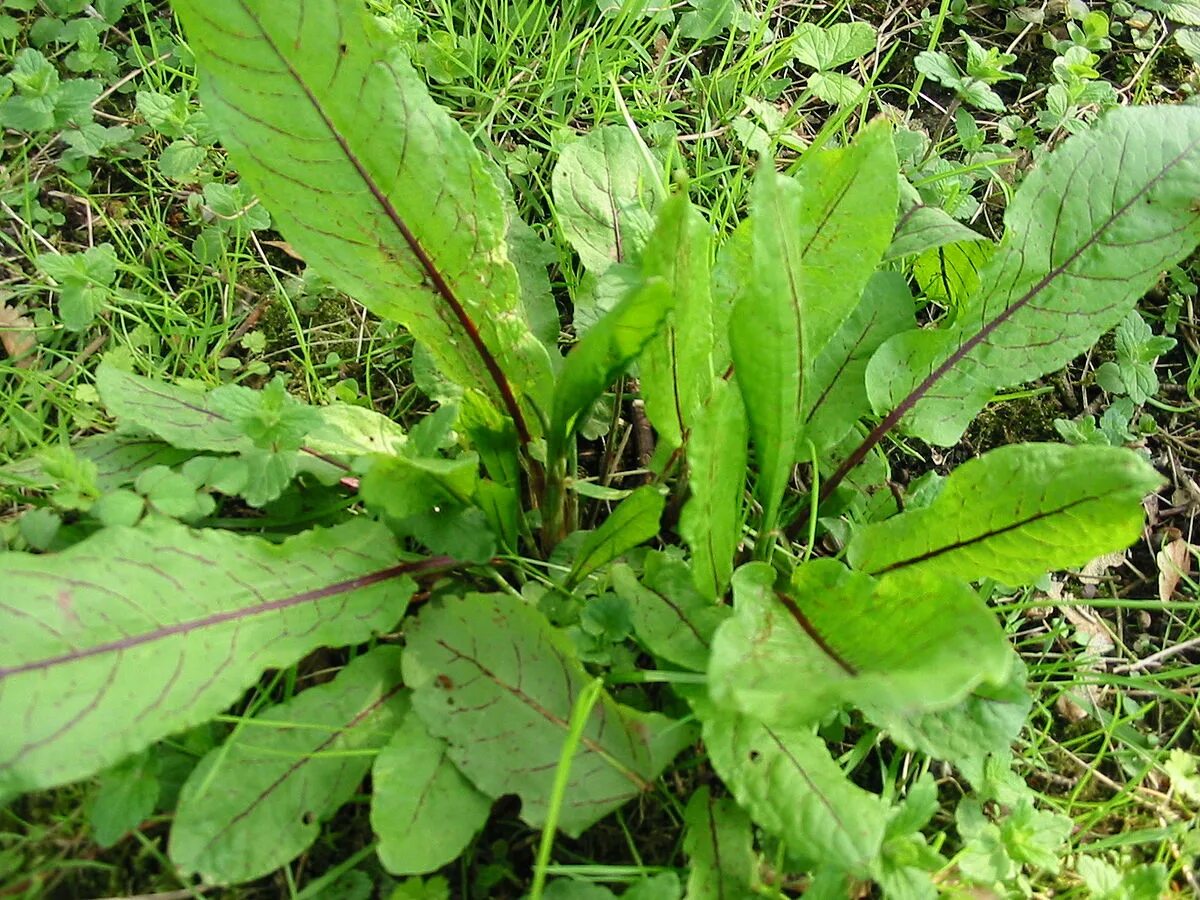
top-left (4, 0), bottom-right (1200, 896)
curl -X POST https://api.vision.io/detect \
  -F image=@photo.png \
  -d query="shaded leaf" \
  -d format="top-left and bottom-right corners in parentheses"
top-left (403, 593), bottom-right (697, 836)
top-left (683, 786), bottom-right (757, 899)
top-left (802, 271), bottom-right (914, 453)
top-left (170, 647), bottom-right (408, 884)
top-left (0, 519), bottom-right (423, 794)
top-left (372, 710), bottom-right (492, 875)
top-left (847, 444), bottom-right (1163, 585)
top-left (611, 554), bottom-right (730, 672)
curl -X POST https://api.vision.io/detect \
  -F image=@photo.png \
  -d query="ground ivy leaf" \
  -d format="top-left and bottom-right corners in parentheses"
top-left (170, 0), bottom-right (553, 432)
top-left (679, 378), bottom-right (747, 598)
top-left (846, 444), bottom-right (1164, 585)
top-left (682, 785), bottom-right (757, 899)
top-left (403, 593), bottom-right (697, 837)
top-left (611, 554), bottom-right (730, 672)
top-left (868, 106), bottom-right (1200, 446)
top-left (372, 709), bottom-right (491, 876)
top-left (0, 519), bottom-right (422, 794)
top-left (551, 125), bottom-right (662, 274)
top-left (709, 561), bottom-right (1012, 727)
top-left (691, 692), bottom-right (888, 876)
top-left (169, 647), bottom-right (409, 884)
top-left (792, 21), bottom-right (877, 70)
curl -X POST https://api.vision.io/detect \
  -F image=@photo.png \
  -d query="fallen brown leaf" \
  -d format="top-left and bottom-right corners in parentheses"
top-left (1157, 537), bottom-right (1193, 602)
top-left (0, 302), bottom-right (37, 367)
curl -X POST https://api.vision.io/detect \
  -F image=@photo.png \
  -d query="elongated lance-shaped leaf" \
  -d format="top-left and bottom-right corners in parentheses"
top-left (790, 118), bottom-right (899, 364)
top-left (679, 378), bottom-right (747, 599)
top-left (708, 561), bottom-right (1012, 728)
top-left (549, 277), bottom-right (673, 464)
top-left (372, 709), bottom-right (492, 876)
top-left (801, 272), bottom-right (914, 454)
top-left (847, 444), bottom-right (1163, 585)
top-left (403, 593), bottom-right (697, 837)
top-left (551, 125), bottom-right (663, 274)
top-left (729, 171), bottom-right (805, 543)
top-left (856, 107), bottom-right (1200, 468)
top-left (638, 193), bottom-right (716, 454)
top-left (566, 485), bottom-right (665, 588)
top-left (168, 0), bottom-right (553, 442)
top-left (690, 691), bottom-right (888, 877)
top-left (682, 786), bottom-right (758, 900)
top-left (0, 519), bottom-right (433, 794)
top-left (0, 433), bottom-right (191, 492)
top-left (169, 647), bottom-right (409, 885)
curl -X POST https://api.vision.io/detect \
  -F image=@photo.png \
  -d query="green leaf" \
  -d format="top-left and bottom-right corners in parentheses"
top-left (683, 786), bottom-right (757, 899)
top-left (170, 0), bottom-right (553, 437)
top-left (637, 193), bottom-right (716, 454)
top-left (792, 22), bottom-right (876, 70)
top-left (884, 203), bottom-right (988, 262)
top-left (0, 519), bottom-right (423, 794)
top-left (372, 709), bottom-right (491, 875)
top-left (807, 71), bottom-right (864, 106)
top-left (549, 278), bottom-right (673, 463)
top-left (169, 647), bottom-right (409, 884)
top-left (867, 107), bottom-right (1200, 447)
top-left (403, 592), bottom-right (697, 837)
top-left (693, 692), bottom-right (888, 876)
top-left (89, 751), bottom-right (159, 847)
top-left (709, 561), bottom-right (1012, 727)
top-left (729, 172), bottom-right (804, 542)
top-left (678, 378), bottom-right (746, 598)
top-left (865, 661), bottom-right (1031, 771)
top-left (611, 554), bottom-right (730, 672)
top-left (912, 239), bottom-right (994, 312)
top-left (802, 272), bottom-right (914, 453)
top-left (566, 485), bottom-right (665, 587)
top-left (551, 125), bottom-right (662, 273)
top-left (846, 444), bottom-right (1163, 585)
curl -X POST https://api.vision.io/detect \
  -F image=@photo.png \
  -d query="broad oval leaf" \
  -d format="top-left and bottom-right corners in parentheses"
top-left (372, 709), bottom-right (492, 876)
top-left (0, 519), bottom-right (424, 794)
top-left (708, 561), bottom-right (1012, 727)
top-left (867, 106), bottom-right (1200, 447)
top-left (169, 647), bottom-right (409, 884)
top-left (403, 592), bottom-right (697, 837)
top-left (170, 0), bottom-right (553, 438)
top-left (551, 125), bottom-right (662, 274)
top-left (846, 443), bottom-right (1163, 584)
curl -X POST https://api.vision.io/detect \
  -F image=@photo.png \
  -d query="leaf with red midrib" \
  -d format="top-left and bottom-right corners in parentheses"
top-left (0, 519), bottom-right (431, 795)
top-left (168, 0), bottom-right (554, 442)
